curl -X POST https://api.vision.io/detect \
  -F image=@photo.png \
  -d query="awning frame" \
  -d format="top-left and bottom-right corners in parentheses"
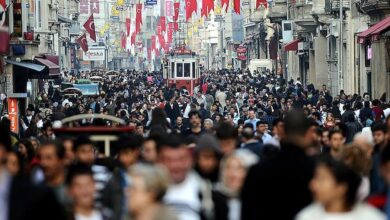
top-left (283, 39), bottom-right (300, 51)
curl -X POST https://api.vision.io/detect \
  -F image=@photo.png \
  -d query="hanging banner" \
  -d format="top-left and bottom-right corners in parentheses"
top-left (166, 1), bottom-right (173, 17)
top-left (8, 98), bottom-right (19, 134)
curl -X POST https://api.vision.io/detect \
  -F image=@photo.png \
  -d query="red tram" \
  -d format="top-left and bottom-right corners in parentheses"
top-left (162, 46), bottom-right (200, 95)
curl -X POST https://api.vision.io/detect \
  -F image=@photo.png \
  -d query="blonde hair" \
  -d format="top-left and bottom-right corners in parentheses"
top-left (128, 163), bottom-right (170, 201)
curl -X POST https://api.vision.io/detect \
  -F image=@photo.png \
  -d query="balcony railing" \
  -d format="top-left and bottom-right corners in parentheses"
top-left (325, 0), bottom-right (350, 13)
top-left (359, 0), bottom-right (390, 14)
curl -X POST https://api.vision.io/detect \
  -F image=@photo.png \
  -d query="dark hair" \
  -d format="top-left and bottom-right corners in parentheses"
top-left (242, 125), bottom-right (255, 139)
top-left (73, 136), bottom-right (94, 152)
top-left (116, 134), bottom-right (143, 153)
top-left (284, 111), bottom-right (313, 136)
top-left (372, 99), bottom-right (380, 106)
top-left (42, 121), bottom-right (52, 131)
top-left (150, 108), bottom-right (169, 129)
top-left (157, 133), bottom-right (185, 153)
top-left (17, 139), bottom-right (35, 162)
top-left (272, 118), bottom-right (283, 127)
top-left (371, 122), bottom-right (387, 133)
top-left (317, 157), bottom-right (361, 208)
top-left (216, 122), bottom-right (238, 140)
top-left (65, 163), bottom-right (93, 186)
top-left (256, 120), bottom-right (267, 127)
top-left (329, 129), bottom-right (345, 139)
top-left (188, 110), bottom-right (202, 119)
top-left (40, 141), bottom-right (66, 160)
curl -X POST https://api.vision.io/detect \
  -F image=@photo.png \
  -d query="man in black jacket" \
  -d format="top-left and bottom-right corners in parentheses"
top-left (241, 111), bottom-right (316, 220)
top-left (164, 95), bottom-right (181, 127)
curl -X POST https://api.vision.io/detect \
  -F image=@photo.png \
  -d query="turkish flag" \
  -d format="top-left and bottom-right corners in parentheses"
top-left (207, 0), bottom-right (214, 15)
top-left (174, 22), bottom-right (179, 31)
top-left (256, 0), bottom-right (268, 9)
top-left (131, 32), bottom-right (136, 45)
top-left (167, 23), bottom-right (173, 44)
top-left (221, 0), bottom-right (229, 12)
top-left (151, 35), bottom-right (156, 52)
top-left (121, 32), bottom-right (126, 49)
top-left (185, 0), bottom-right (197, 21)
top-left (201, 0), bottom-right (207, 17)
top-left (173, 2), bottom-right (180, 21)
top-left (126, 18), bottom-right (131, 36)
top-left (234, 0), bottom-right (240, 14)
top-left (157, 24), bottom-right (165, 49)
top-left (136, 4), bottom-right (142, 34)
top-left (155, 49), bottom-right (160, 58)
top-left (160, 16), bottom-right (166, 32)
top-left (83, 14), bottom-right (96, 41)
top-left (77, 33), bottom-right (88, 52)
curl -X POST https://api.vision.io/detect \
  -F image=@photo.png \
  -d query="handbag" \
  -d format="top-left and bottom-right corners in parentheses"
top-left (12, 44), bottom-right (25, 55)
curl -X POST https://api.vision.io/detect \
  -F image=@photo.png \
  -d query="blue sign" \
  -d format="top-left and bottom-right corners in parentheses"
top-left (110, 16), bottom-right (119, 21)
top-left (73, 84), bottom-right (99, 96)
top-left (145, 0), bottom-right (157, 5)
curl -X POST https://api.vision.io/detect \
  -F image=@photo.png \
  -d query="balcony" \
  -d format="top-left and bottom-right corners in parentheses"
top-left (325, 0), bottom-right (350, 14)
top-left (359, 0), bottom-right (390, 16)
top-left (9, 40), bottom-right (40, 60)
top-left (269, 3), bottom-right (287, 22)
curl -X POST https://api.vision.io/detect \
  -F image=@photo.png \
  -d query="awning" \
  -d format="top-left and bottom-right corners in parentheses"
top-left (283, 39), bottom-right (300, 51)
top-left (5, 59), bottom-right (48, 79)
top-left (5, 60), bottom-right (45, 72)
top-left (34, 57), bottom-right (60, 76)
top-left (358, 16), bottom-right (390, 44)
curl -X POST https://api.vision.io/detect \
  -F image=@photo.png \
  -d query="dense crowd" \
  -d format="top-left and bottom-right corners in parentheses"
top-left (1, 68), bottom-right (390, 220)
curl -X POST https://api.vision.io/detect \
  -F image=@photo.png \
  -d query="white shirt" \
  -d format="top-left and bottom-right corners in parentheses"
top-left (296, 203), bottom-right (385, 220)
top-left (75, 210), bottom-right (103, 220)
top-left (384, 108), bottom-right (390, 118)
top-left (164, 172), bottom-right (201, 220)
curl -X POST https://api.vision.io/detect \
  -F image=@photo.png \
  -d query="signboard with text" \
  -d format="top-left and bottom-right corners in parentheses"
top-left (83, 48), bottom-right (105, 61)
top-left (7, 98), bottom-right (19, 134)
top-left (145, 0), bottom-right (157, 5)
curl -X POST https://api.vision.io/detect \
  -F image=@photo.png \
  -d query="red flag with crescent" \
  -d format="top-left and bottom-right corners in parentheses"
top-left (173, 2), bottom-right (180, 21)
top-left (121, 32), bottom-right (126, 49)
top-left (167, 23), bottom-right (173, 44)
top-left (135, 3), bottom-right (142, 34)
top-left (83, 14), bottom-right (96, 42)
top-left (77, 33), bottom-right (88, 52)
top-left (256, 0), bottom-right (268, 9)
top-left (151, 35), bottom-right (156, 52)
top-left (234, 0), bottom-right (240, 14)
top-left (126, 18), bottom-right (131, 36)
top-left (221, 0), bottom-right (229, 12)
top-left (131, 32), bottom-right (136, 45)
top-left (185, 0), bottom-right (197, 21)
top-left (160, 16), bottom-right (166, 32)
top-left (174, 22), bottom-right (178, 31)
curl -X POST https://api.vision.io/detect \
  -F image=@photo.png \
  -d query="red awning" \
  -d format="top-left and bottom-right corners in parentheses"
top-left (283, 39), bottom-right (300, 51)
top-left (34, 58), bottom-right (60, 76)
top-left (358, 16), bottom-right (390, 44)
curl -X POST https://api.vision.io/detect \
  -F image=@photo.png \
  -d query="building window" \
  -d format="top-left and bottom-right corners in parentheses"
top-left (184, 63), bottom-right (190, 77)
top-left (176, 63), bottom-right (183, 77)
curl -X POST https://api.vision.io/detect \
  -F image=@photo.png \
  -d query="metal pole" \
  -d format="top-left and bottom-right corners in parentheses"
top-left (339, 0), bottom-right (343, 92)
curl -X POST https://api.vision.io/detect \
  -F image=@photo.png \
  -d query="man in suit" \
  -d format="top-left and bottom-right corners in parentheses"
top-left (164, 95), bottom-right (181, 127)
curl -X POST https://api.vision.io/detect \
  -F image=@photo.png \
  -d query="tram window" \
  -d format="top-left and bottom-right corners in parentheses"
top-left (177, 63), bottom-right (183, 77)
top-left (192, 62), bottom-right (195, 78)
top-left (184, 63), bottom-right (191, 77)
top-left (171, 62), bottom-right (175, 78)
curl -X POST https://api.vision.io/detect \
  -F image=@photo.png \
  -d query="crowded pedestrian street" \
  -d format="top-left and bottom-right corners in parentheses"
top-left (1, 0), bottom-right (390, 220)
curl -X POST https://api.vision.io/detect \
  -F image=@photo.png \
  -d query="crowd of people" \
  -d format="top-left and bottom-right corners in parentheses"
top-left (1, 68), bottom-right (390, 220)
